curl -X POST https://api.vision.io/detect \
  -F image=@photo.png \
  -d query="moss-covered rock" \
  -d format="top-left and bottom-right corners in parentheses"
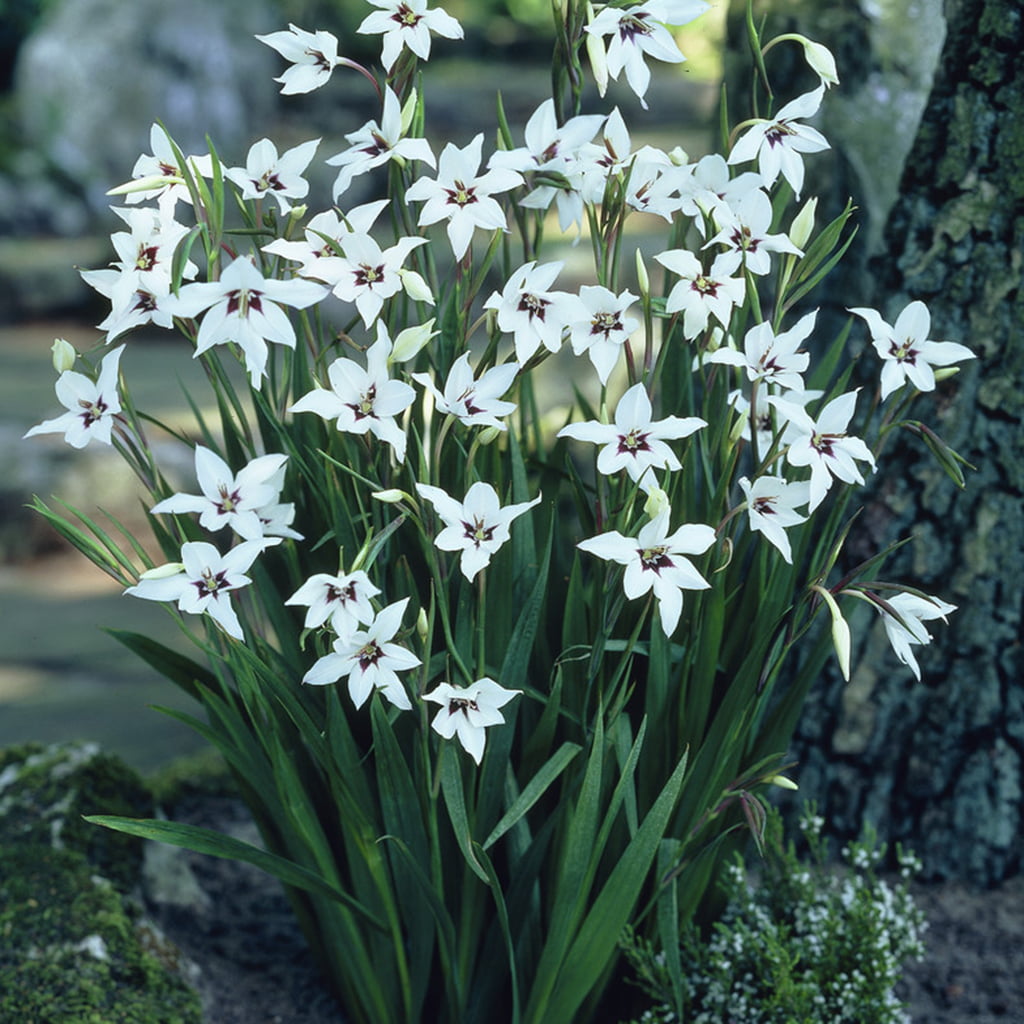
top-left (0, 741), bottom-right (153, 888)
top-left (0, 843), bottom-right (202, 1024)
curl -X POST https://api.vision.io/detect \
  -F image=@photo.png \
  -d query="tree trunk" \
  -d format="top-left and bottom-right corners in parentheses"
top-left (792, 0), bottom-right (1024, 884)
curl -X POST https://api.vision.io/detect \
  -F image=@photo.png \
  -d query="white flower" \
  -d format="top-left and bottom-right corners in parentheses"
top-left (738, 475), bottom-right (810, 564)
top-left (405, 134), bottom-right (523, 261)
top-left (585, 0), bottom-right (710, 108)
top-left (706, 188), bottom-right (803, 276)
top-left (289, 322), bottom-right (416, 463)
top-left (706, 310), bottom-right (816, 392)
top-left (728, 87), bottom-right (830, 198)
top-left (483, 260), bottom-right (578, 362)
top-left (578, 507), bottom-right (715, 636)
top-left (771, 391), bottom-right (876, 512)
top-left (312, 233), bottom-right (429, 327)
top-left (151, 446), bottom-right (290, 541)
top-left (326, 86), bottom-right (436, 199)
top-left (285, 569), bottom-right (380, 638)
top-left (558, 382), bottom-right (706, 492)
top-left (262, 202), bottom-right (389, 274)
top-left (415, 481), bottom-right (541, 581)
top-left (163, 255), bottom-right (328, 388)
top-left (225, 137), bottom-right (320, 215)
top-left (412, 353), bottom-right (518, 430)
top-left (25, 344), bottom-right (125, 449)
top-left (655, 250), bottom-right (745, 339)
top-left (357, 0), bottom-right (464, 72)
top-left (567, 285), bottom-right (639, 384)
top-left (256, 23), bottom-right (344, 94)
top-left (125, 539), bottom-right (272, 640)
top-left (116, 123), bottom-right (217, 212)
top-left (424, 677), bottom-right (521, 764)
top-left (302, 598), bottom-right (420, 710)
top-left (875, 591), bottom-right (957, 680)
top-left (849, 301), bottom-right (975, 400)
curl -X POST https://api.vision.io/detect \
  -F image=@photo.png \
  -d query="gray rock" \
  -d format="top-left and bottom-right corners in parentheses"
top-left (15, 0), bottom-right (280, 216)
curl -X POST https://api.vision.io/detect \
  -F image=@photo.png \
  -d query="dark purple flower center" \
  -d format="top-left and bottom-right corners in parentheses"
top-left (518, 293), bottom-right (549, 321)
top-left (357, 640), bottom-right (383, 672)
top-left (617, 429), bottom-right (651, 455)
top-left (591, 311), bottom-right (622, 338)
top-left (194, 569), bottom-right (229, 600)
top-left (639, 546), bottom-right (673, 574)
top-left (447, 695), bottom-right (480, 716)
top-left (619, 13), bottom-right (652, 42)
top-left (78, 397), bottom-right (108, 428)
top-left (462, 517), bottom-right (496, 547)
top-left (348, 384), bottom-right (377, 420)
top-left (354, 263), bottom-right (386, 287)
top-left (135, 244), bottom-right (160, 271)
top-left (445, 180), bottom-right (478, 207)
top-left (327, 581), bottom-right (359, 605)
top-left (765, 122), bottom-right (797, 148)
top-left (227, 289), bottom-right (264, 317)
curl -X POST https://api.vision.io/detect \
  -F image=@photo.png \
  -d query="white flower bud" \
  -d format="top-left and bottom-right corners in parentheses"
top-left (398, 268), bottom-right (435, 304)
top-left (51, 338), bottom-right (76, 373)
top-left (635, 248), bottom-right (649, 297)
top-left (477, 425), bottom-right (502, 446)
top-left (140, 562), bottom-right (185, 579)
top-left (416, 606), bottom-right (429, 641)
top-left (643, 486), bottom-right (670, 520)
top-left (585, 4), bottom-right (609, 97)
top-left (789, 197), bottom-right (818, 249)
top-left (667, 146), bottom-right (690, 166)
top-left (106, 173), bottom-right (183, 196)
top-left (390, 319), bottom-right (438, 363)
top-left (802, 39), bottom-right (839, 88)
top-left (933, 366), bottom-right (962, 382)
top-left (814, 585), bottom-right (851, 681)
top-left (400, 89), bottom-right (419, 135)
top-left (770, 774), bottom-right (799, 791)
top-left (372, 489), bottom-right (407, 504)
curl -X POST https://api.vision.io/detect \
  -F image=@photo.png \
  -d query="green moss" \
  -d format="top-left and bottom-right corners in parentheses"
top-left (0, 845), bottom-right (202, 1024)
top-left (146, 746), bottom-right (236, 811)
top-left (0, 742), bottom-right (153, 889)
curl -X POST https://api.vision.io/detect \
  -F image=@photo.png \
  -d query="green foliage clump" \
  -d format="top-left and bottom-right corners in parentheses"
top-left (623, 805), bottom-right (926, 1024)
top-left (0, 844), bottom-right (202, 1024)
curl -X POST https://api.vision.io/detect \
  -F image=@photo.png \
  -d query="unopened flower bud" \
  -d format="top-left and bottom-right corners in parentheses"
top-left (390, 319), bottom-right (438, 363)
top-left (140, 561), bottom-right (185, 579)
top-left (770, 774), bottom-right (799, 791)
top-left (801, 38), bottom-right (839, 88)
top-left (372, 488), bottom-right (406, 504)
top-left (635, 248), bottom-right (649, 297)
top-left (585, 4), bottom-right (609, 97)
top-left (400, 89), bottom-right (419, 135)
top-left (667, 146), bottom-right (690, 167)
top-left (477, 425), bottom-right (502, 446)
top-left (416, 606), bottom-right (429, 642)
top-left (51, 338), bottom-right (76, 373)
top-left (814, 585), bottom-right (851, 681)
top-left (287, 203), bottom-right (308, 222)
top-left (107, 173), bottom-right (183, 196)
top-left (789, 197), bottom-right (818, 249)
top-left (933, 366), bottom-right (962, 382)
top-left (643, 486), bottom-right (670, 519)
top-left (398, 268), bottom-right (435, 305)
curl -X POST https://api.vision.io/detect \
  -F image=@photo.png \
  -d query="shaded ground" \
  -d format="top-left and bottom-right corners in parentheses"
top-left (149, 796), bottom-right (1024, 1024)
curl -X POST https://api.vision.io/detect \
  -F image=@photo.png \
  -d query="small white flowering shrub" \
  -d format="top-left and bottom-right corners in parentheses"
top-left (623, 806), bottom-right (927, 1024)
top-left (23, 1), bottom-right (969, 1020)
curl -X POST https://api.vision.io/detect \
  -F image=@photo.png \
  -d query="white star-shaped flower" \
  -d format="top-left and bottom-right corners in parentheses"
top-left (585, 0), bottom-right (710, 108)
top-left (285, 569), bottom-right (381, 638)
top-left (706, 309), bottom-right (816, 392)
top-left (483, 260), bottom-right (578, 363)
top-left (289, 322), bottom-right (416, 462)
top-left (358, 0), bottom-right (464, 71)
top-left (706, 188), bottom-right (803, 276)
top-left (424, 677), bottom-right (521, 765)
top-left (151, 445), bottom-right (290, 542)
top-left (163, 255), bottom-right (328, 388)
top-left (415, 481), bottom-right (541, 581)
top-left (771, 391), bottom-right (876, 511)
top-left (738, 475), bottom-right (810, 564)
top-left (558, 382), bottom-right (706, 492)
top-left (578, 507), bottom-right (715, 636)
top-left (302, 598), bottom-right (420, 710)
top-left (326, 86), bottom-right (436, 199)
top-left (874, 591), bottom-right (957, 680)
top-left (412, 353), bottom-right (518, 430)
top-left (566, 285), bottom-right (639, 385)
top-left (225, 137), bottom-right (320, 215)
top-left (849, 301), bottom-right (975, 400)
top-left (25, 344), bottom-right (125, 449)
top-left (125, 539), bottom-right (272, 640)
top-left (405, 134), bottom-right (523, 261)
top-left (256, 23), bottom-right (345, 95)
top-left (655, 250), bottom-right (745, 339)
top-left (728, 87), bottom-right (830, 198)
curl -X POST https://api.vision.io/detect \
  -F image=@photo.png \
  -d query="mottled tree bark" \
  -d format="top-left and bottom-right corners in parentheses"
top-left (792, 0), bottom-right (1024, 884)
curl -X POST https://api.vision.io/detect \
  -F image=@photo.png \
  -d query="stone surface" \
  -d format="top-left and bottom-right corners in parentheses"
top-left (15, 0), bottom-right (279, 216)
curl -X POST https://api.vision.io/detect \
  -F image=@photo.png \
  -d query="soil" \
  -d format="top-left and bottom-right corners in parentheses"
top-left (149, 795), bottom-right (1024, 1024)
